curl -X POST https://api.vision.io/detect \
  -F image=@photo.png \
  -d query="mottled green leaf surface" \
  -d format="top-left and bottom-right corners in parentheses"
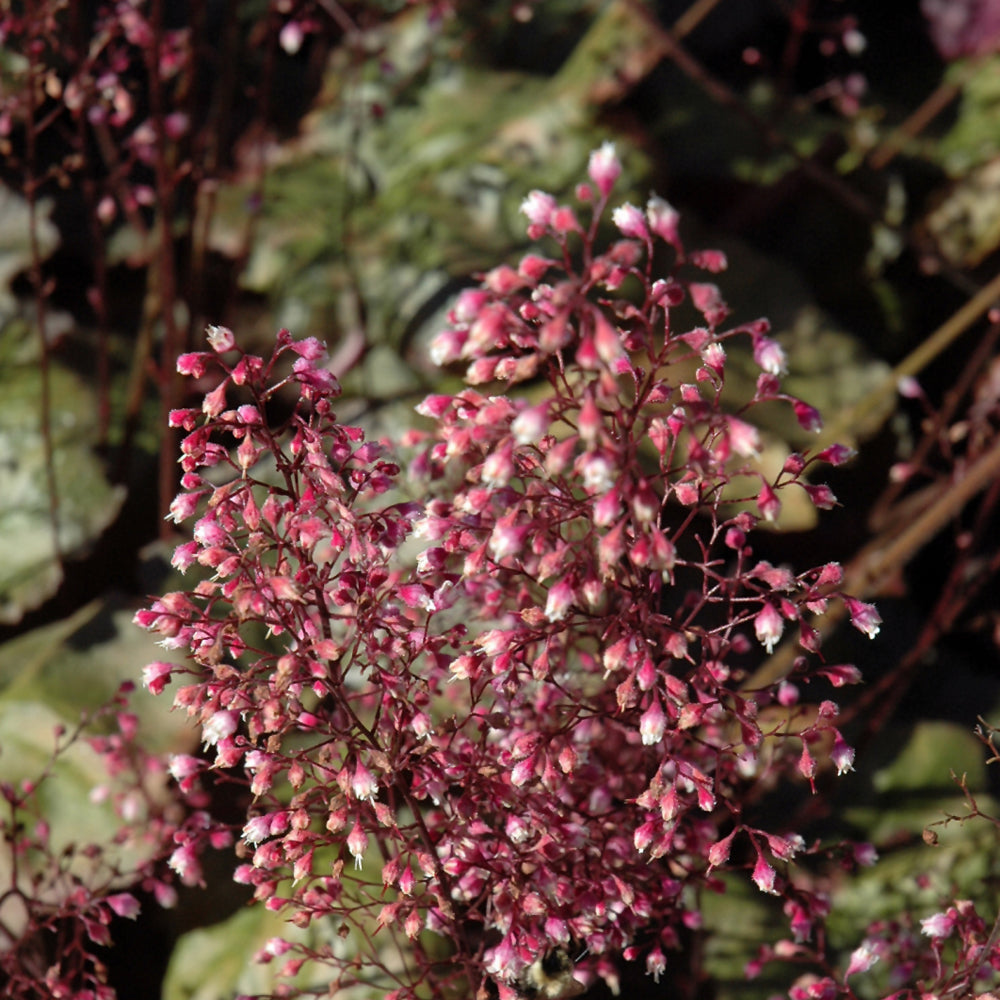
top-left (0, 321), bottom-right (125, 622)
top-left (917, 56), bottom-right (1000, 266)
top-left (934, 55), bottom-right (1000, 177)
top-left (0, 188), bottom-right (58, 310)
top-left (163, 906), bottom-right (312, 1000)
top-left (210, 1), bottom-right (656, 400)
top-left (845, 719), bottom-right (990, 843)
top-left (163, 868), bottom-right (420, 1000)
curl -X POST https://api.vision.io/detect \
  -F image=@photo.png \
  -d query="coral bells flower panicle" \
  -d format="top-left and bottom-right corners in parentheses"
top-left (138, 149), bottom-right (874, 1000)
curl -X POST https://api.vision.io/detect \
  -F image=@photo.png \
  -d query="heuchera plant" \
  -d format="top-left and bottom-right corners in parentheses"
top-left (0, 686), bottom-right (184, 1000)
top-left (136, 144), bottom-right (882, 999)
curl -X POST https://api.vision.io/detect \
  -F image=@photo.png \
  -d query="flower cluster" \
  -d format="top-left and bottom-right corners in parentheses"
top-left (751, 895), bottom-right (1000, 1000)
top-left (0, 1), bottom-right (192, 219)
top-left (0, 684), bottom-right (196, 1000)
top-left (137, 145), bottom-right (879, 998)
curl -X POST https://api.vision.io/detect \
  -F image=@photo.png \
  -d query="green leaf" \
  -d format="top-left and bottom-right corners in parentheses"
top-left (0, 329), bottom-right (125, 622)
top-left (208, 2), bottom-right (654, 391)
top-left (163, 899), bottom-right (418, 1000)
top-left (935, 55), bottom-right (1000, 177)
top-left (845, 720), bottom-right (989, 841)
top-left (0, 187), bottom-right (59, 311)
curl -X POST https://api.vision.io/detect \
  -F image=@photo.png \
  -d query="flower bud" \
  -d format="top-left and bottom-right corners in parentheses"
top-left (588, 141), bottom-right (621, 196)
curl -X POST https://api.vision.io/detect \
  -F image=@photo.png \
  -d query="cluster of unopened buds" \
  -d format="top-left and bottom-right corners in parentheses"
top-left (137, 143), bottom-right (881, 998)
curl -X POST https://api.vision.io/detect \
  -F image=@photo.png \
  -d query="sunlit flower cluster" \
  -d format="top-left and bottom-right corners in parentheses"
top-left (137, 146), bottom-right (881, 998)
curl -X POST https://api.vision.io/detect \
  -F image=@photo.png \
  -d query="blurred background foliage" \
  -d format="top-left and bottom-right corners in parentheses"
top-left (1, 1), bottom-right (1000, 997)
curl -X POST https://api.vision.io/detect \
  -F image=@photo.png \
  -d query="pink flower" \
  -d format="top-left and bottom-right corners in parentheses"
top-left (757, 481), bottom-right (781, 523)
top-left (631, 479), bottom-right (659, 524)
top-left (269, 576), bottom-right (303, 602)
top-left (815, 443), bottom-right (855, 466)
top-left (518, 254), bottom-right (552, 281)
top-left (923, 0), bottom-right (1000, 59)
top-left (920, 910), bottom-right (954, 939)
top-left (818, 664), bottom-right (862, 687)
top-left (792, 399), bottom-right (822, 433)
top-left (634, 819), bottom-right (657, 853)
top-left (752, 854), bottom-right (777, 894)
top-left (484, 265), bottom-right (523, 296)
top-left (691, 248), bottom-right (727, 272)
top-left (511, 402), bottom-right (550, 444)
top-left (102, 893), bottom-right (141, 923)
top-left (612, 202), bottom-right (648, 239)
top-left (201, 381), bottom-right (228, 418)
top-left (754, 603), bottom-right (784, 654)
top-left (845, 942), bottom-right (879, 977)
top-left (168, 754), bottom-right (202, 783)
top-left (482, 439), bottom-right (516, 487)
top-left (639, 698), bottom-right (666, 745)
top-left (766, 833), bottom-right (804, 861)
top-left (783, 452), bottom-right (806, 476)
top-left (169, 843), bottom-right (202, 886)
top-left (289, 336), bottom-right (326, 360)
top-left (347, 819), bottom-right (367, 869)
top-left (844, 597), bottom-right (881, 639)
top-left (588, 141), bottom-right (621, 196)
top-left (279, 20), bottom-right (305, 54)
top-left (854, 842), bottom-right (878, 866)
top-left (520, 190), bottom-right (557, 228)
top-left (489, 519), bottom-right (529, 563)
top-left (647, 195), bottom-right (680, 246)
top-left (593, 485), bottom-right (621, 527)
top-left (707, 830), bottom-right (736, 869)
top-left (702, 341), bottom-right (726, 374)
top-left (205, 324), bottom-right (235, 353)
top-left (551, 205), bottom-right (581, 234)
top-left (798, 744), bottom-right (816, 784)
top-left (753, 336), bottom-right (787, 375)
top-left (689, 283), bottom-right (728, 326)
top-left (578, 395), bottom-right (602, 443)
top-left (202, 709), bottom-right (239, 747)
top-left (831, 737), bottom-right (855, 775)
top-left (263, 936), bottom-right (293, 958)
top-left (168, 407), bottom-right (199, 429)
top-left (352, 760), bottom-right (378, 801)
top-left (141, 660), bottom-right (173, 695)
top-left (429, 327), bottom-right (466, 365)
top-left (236, 404), bottom-right (261, 424)
top-left (399, 864), bottom-right (416, 895)
top-left (804, 483), bottom-right (837, 509)
top-left (787, 903), bottom-right (813, 943)
top-left (727, 416), bottom-right (760, 457)
top-left (176, 352), bottom-right (209, 377)
top-left (171, 540), bottom-right (199, 572)
top-left (544, 580), bottom-right (574, 622)
top-left (243, 815), bottom-right (271, 846)
top-left (646, 948), bottom-right (667, 982)
top-left (475, 630), bottom-right (511, 657)
top-left (598, 520), bottom-right (626, 573)
top-left (593, 310), bottom-right (625, 365)
top-left (511, 754), bottom-right (537, 787)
